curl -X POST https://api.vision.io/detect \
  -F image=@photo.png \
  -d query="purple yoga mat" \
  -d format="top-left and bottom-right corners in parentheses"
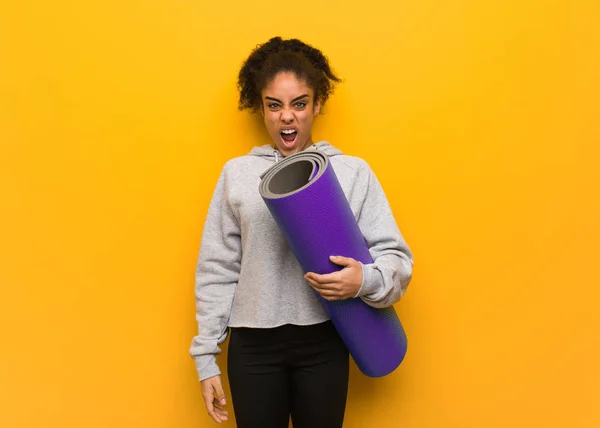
top-left (259, 151), bottom-right (407, 377)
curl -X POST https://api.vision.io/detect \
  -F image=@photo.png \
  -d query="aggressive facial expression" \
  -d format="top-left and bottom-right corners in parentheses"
top-left (261, 72), bottom-right (321, 157)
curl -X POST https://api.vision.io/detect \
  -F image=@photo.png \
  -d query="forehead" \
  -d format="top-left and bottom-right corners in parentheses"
top-left (262, 72), bottom-right (314, 98)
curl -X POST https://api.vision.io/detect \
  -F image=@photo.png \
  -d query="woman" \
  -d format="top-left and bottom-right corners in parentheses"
top-left (190, 36), bottom-right (414, 427)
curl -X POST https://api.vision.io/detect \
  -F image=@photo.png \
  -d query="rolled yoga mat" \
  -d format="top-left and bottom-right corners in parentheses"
top-left (259, 150), bottom-right (407, 377)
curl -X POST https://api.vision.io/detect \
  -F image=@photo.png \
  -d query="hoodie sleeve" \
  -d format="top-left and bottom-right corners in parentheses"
top-left (353, 163), bottom-right (414, 308)
top-left (189, 164), bottom-right (241, 381)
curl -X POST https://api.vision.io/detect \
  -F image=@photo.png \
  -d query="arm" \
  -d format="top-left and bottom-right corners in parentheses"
top-left (304, 162), bottom-right (413, 308)
top-left (354, 164), bottom-right (414, 308)
top-left (189, 164), bottom-right (241, 381)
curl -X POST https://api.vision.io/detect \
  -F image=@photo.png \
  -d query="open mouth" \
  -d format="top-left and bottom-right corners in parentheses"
top-left (280, 128), bottom-right (298, 147)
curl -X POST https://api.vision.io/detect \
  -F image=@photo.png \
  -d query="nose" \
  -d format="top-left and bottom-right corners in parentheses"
top-left (280, 108), bottom-right (295, 123)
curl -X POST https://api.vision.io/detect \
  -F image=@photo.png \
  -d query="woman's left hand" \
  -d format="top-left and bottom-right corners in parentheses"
top-left (304, 256), bottom-right (363, 300)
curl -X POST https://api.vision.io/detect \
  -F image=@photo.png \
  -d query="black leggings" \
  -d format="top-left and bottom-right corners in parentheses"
top-left (227, 321), bottom-right (349, 428)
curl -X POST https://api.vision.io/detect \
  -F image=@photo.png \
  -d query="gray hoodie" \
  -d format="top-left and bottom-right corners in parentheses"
top-left (189, 141), bottom-right (413, 381)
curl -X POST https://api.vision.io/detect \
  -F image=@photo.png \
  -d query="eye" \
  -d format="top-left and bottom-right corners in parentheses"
top-left (268, 103), bottom-right (280, 109)
top-left (295, 102), bottom-right (307, 108)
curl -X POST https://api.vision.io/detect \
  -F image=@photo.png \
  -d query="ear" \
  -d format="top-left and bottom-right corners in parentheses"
top-left (313, 100), bottom-right (321, 115)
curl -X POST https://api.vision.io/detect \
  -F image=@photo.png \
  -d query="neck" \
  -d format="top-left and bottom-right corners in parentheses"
top-left (301, 136), bottom-right (314, 151)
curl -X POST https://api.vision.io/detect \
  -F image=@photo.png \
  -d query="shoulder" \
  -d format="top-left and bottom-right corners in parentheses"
top-left (223, 154), bottom-right (255, 169)
top-left (221, 154), bottom-right (270, 176)
top-left (330, 154), bottom-right (374, 178)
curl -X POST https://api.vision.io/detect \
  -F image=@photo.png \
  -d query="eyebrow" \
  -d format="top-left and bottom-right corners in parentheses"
top-left (264, 94), bottom-right (309, 104)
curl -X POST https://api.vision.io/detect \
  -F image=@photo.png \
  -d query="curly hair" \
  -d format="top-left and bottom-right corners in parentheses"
top-left (237, 37), bottom-right (341, 113)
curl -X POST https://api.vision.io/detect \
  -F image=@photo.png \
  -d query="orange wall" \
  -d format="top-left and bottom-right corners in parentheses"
top-left (1, 1), bottom-right (599, 427)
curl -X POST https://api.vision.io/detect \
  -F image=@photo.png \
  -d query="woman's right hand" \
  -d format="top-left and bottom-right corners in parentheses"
top-left (201, 375), bottom-right (229, 424)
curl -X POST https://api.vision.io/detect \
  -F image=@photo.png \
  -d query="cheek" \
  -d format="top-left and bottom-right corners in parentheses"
top-left (262, 111), bottom-right (274, 123)
top-left (264, 115), bottom-right (279, 132)
top-left (299, 113), bottom-right (314, 128)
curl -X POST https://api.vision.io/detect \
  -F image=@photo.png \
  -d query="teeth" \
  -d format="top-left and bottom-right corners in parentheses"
top-left (281, 129), bottom-right (297, 134)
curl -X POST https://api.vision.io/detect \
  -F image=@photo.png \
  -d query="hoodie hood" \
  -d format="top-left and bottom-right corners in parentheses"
top-left (248, 140), bottom-right (343, 163)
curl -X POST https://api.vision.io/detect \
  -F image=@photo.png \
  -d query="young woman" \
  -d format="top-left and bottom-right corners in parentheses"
top-left (190, 36), bottom-right (414, 428)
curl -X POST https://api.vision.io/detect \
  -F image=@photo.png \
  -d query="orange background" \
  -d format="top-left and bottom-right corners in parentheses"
top-left (1, 1), bottom-right (599, 427)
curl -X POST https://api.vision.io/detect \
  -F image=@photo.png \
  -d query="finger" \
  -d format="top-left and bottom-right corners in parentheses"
top-left (205, 400), bottom-right (223, 424)
top-left (209, 413), bottom-right (223, 424)
top-left (305, 277), bottom-right (321, 288)
top-left (305, 271), bottom-right (340, 284)
top-left (214, 407), bottom-right (229, 419)
top-left (202, 390), bottom-right (214, 410)
top-left (213, 405), bottom-right (229, 414)
top-left (213, 401), bottom-right (226, 410)
top-left (330, 255), bottom-right (355, 266)
top-left (306, 278), bottom-right (337, 292)
top-left (203, 389), bottom-right (223, 424)
top-left (309, 278), bottom-right (342, 290)
top-left (319, 288), bottom-right (342, 297)
top-left (213, 378), bottom-right (227, 406)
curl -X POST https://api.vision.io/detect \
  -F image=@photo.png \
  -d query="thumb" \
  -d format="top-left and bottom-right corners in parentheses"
top-left (330, 255), bottom-right (354, 266)
top-left (213, 378), bottom-right (227, 405)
